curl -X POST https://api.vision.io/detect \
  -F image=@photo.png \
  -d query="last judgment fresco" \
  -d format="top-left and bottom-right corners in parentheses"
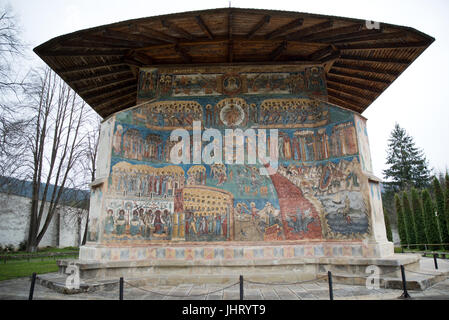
top-left (89, 66), bottom-right (377, 244)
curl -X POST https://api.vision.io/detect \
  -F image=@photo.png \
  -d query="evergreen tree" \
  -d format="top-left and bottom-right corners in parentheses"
top-left (433, 177), bottom-right (449, 247)
top-left (422, 189), bottom-right (441, 249)
top-left (402, 192), bottom-right (416, 248)
top-left (395, 193), bottom-right (407, 247)
top-left (383, 124), bottom-right (431, 192)
top-left (383, 206), bottom-right (393, 242)
top-left (411, 188), bottom-right (427, 249)
top-left (444, 172), bottom-right (449, 236)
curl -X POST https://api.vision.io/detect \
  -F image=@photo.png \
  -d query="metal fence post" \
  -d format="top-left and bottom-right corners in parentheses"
top-left (119, 277), bottom-right (124, 300)
top-left (399, 265), bottom-right (411, 299)
top-left (433, 254), bottom-right (439, 270)
top-left (239, 275), bottom-right (244, 301)
top-left (29, 273), bottom-right (37, 300)
top-left (328, 271), bottom-right (334, 300)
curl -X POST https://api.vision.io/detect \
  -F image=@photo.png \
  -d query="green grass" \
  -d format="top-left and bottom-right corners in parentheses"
top-left (0, 256), bottom-right (78, 281)
top-left (1, 246), bottom-right (79, 256)
top-left (0, 248), bottom-right (79, 281)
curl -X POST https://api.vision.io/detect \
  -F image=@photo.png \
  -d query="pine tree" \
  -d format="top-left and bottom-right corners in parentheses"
top-left (422, 189), bottom-right (441, 250)
top-left (402, 192), bottom-right (416, 248)
top-left (411, 188), bottom-right (427, 249)
top-left (395, 193), bottom-right (407, 247)
top-left (433, 177), bottom-right (449, 247)
top-left (383, 206), bottom-right (393, 242)
top-left (383, 124), bottom-right (431, 192)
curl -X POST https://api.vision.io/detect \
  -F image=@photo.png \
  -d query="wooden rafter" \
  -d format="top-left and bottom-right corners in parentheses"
top-left (270, 41), bottom-right (288, 61)
top-left (332, 31), bottom-right (407, 44)
top-left (175, 44), bottom-right (192, 63)
top-left (58, 60), bottom-right (125, 74)
top-left (329, 69), bottom-right (391, 84)
top-left (326, 76), bottom-right (382, 93)
top-left (84, 83), bottom-right (136, 101)
top-left (265, 18), bottom-right (304, 40)
top-left (285, 20), bottom-right (333, 40)
top-left (247, 15), bottom-right (271, 39)
top-left (137, 25), bottom-right (179, 44)
top-left (332, 62), bottom-right (400, 77)
top-left (195, 15), bottom-right (214, 40)
top-left (77, 75), bottom-right (136, 95)
top-left (337, 41), bottom-right (429, 50)
top-left (130, 51), bottom-right (154, 65)
top-left (328, 94), bottom-right (364, 112)
top-left (103, 29), bottom-right (161, 46)
top-left (228, 11), bottom-right (233, 63)
top-left (339, 54), bottom-right (411, 65)
top-left (307, 45), bottom-right (334, 61)
top-left (36, 50), bottom-right (126, 57)
top-left (67, 67), bottom-right (132, 84)
top-left (95, 90), bottom-right (136, 109)
top-left (123, 57), bottom-right (143, 68)
top-left (161, 19), bottom-right (194, 40)
top-left (300, 24), bottom-right (363, 42)
top-left (327, 82), bottom-right (375, 101)
top-left (74, 35), bottom-right (144, 48)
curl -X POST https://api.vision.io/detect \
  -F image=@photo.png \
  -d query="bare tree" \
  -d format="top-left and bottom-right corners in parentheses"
top-left (0, 5), bottom-right (28, 184)
top-left (23, 67), bottom-right (91, 252)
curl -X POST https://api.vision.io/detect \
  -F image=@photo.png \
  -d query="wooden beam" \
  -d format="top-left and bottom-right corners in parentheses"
top-left (61, 40), bottom-right (131, 50)
top-left (228, 40), bottom-right (234, 63)
top-left (78, 76), bottom-right (136, 95)
top-left (123, 57), bottom-right (143, 68)
top-left (285, 20), bottom-right (333, 40)
top-left (137, 25), bottom-right (179, 44)
top-left (332, 62), bottom-right (400, 77)
top-left (68, 68), bottom-right (132, 84)
top-left (161, 19), bottom-right (194, 40)
top-left (337, 41), bottom-right (429, 50)
top-left (195, 15), bottom-right (214, 40)
top-left (76, 35), bottom-right (145, 48)
top-left (328, 69), bottom-right (391, 84)
top-left (36, 50), bottom-right (126, 57)
top-left (320, 49), bottom-right (341, 63)
top-left (247, 15), bottom-right (271, 39)
top-left (228, 11), bottom-right (233, 40)
top-left (265, 17), bottom-right (304, 40)
top-left (332, 31), bottom-right (406, 44)
top-left (58, 60), bottom-right (126, 74)
top-left (130, 51), bottom-right (154, 65)
top-left (84, 83), bottom-right (136, 101)
top-left (328, 94), bottom-right (365, 112)
top-left (95, 90), bottom-right (137, 109)
top-left (174, 44), bottom-right (192, 63)
top-left (102, 99), bottom-right (137, 114)
top-left (326, 76), bottom-right (382, 94)
top-left (339, 54), bottom-right (412, 65)
top-left (300, 24), bottom-right (363, 42)
top-left (328, 87), bottom-right (366, 107)
top-left (103, 29), bottom-right (162, 46)
top-left (270, 41), bottom-right (288, 61)
top-left (307, 45), bottom-right (334, 61)
top-left (327, 82), bottom-right (375, 101)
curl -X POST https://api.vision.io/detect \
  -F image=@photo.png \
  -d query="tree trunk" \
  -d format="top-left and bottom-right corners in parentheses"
top-left (82, 211), bottom-right (89, 245)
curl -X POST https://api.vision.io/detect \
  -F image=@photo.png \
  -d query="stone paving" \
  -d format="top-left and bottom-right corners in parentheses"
top-left (0, 257), bottom-right (448, 300)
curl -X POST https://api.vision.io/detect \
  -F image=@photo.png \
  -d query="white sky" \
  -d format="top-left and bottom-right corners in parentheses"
top-left (4, 0), bottom-right (449, 179)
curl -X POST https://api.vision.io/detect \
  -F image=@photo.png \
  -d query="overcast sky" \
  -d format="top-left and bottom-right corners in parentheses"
top-left (3, 0), bottom-right (448, 179)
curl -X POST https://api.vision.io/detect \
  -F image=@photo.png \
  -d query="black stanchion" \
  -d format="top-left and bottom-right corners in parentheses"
top-left (29, 272), bottom-right (36, 301)
top-left (239, 275), bottom-right (244, 301)
top-left (399, 265), bottom-right (411, 299)
top-left (119, 277), bottom-right (124, 300)
top-left (328, 271), bottom-right (334, 301)
top-left (433, 254), bottom-right (439, 270)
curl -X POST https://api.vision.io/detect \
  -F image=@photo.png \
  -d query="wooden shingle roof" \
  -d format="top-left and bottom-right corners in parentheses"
top-left (34, 8), bottom-right (434, 118)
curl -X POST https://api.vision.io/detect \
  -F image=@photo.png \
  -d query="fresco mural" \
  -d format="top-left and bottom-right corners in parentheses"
top-left (97, 65), bottom-right (375, 244)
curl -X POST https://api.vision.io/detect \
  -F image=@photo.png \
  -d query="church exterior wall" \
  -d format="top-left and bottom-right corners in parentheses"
top-left (82, 64), bottom-right (392, 262)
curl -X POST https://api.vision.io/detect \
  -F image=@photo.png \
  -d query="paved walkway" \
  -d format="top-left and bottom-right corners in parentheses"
top-left (0, 257), bottom-right (448, 300)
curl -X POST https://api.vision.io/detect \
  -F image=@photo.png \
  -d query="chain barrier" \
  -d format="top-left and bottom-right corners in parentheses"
top-left (124, 280), bottom-right (240, 298)
top-left (243, 275), bottom-right (328, 286)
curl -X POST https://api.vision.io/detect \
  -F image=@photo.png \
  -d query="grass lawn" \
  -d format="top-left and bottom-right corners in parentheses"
top-left (0, 248), bottom-right (79, 281)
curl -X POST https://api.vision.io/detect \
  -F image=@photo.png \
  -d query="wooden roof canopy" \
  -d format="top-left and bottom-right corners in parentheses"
top-left (34, 7), bottom-right (434, 119)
